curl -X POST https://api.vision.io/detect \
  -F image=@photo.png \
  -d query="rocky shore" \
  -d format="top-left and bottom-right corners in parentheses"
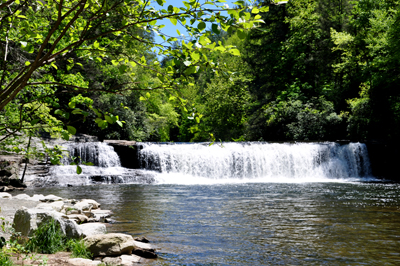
top-left (0, 192), bottom-right (157, 265)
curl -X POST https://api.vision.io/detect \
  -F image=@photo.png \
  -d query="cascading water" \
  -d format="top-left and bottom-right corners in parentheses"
top-left (138, 142), bottom-right (373, 184)
top-left (61, 142), bottom-right (121, 167)
top-left (27, 142), bottom-right (153, 186)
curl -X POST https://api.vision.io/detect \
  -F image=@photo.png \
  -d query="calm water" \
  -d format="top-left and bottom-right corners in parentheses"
top-left (26, 181), bottom-right (400, 265)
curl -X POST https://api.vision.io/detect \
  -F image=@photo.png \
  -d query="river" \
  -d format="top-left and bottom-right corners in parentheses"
top-left (26, 181), bottom-right (400, 265)
top-left (22, 142), bottom-right (400, 265)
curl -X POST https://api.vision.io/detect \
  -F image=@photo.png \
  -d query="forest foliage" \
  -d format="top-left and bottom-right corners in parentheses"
top-left (1, 0), bottom-right (400, 151)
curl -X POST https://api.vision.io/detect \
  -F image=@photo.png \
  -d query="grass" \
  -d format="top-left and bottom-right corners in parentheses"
top-left (25, 218), bottom-right (65, 254)
top-left (1, 216), bottom-right (93, 265)
top-left (0, 253), bottom-right (14, 266)
top-left (66, 239), bottom-right (92, 259)
top-left (24, 218), bottom-right (93, 260)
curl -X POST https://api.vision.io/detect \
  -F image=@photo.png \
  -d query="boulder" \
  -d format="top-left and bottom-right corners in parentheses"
top-left (0, 192), bottom-right (12, 199)
top-left (83, 233), bottom-right (137, 257)
top-left (13, 207), bottom-right (82, 238)
top-left (78, 223), bottom-right (107, 238)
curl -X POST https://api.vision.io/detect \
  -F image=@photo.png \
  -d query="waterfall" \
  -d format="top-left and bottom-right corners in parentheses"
top-left (138, 142), bottom-right (373, 183)
top-left (27, 142), bottom-right (153, 186)
top-left (61, 142), bottom-right (121, 167)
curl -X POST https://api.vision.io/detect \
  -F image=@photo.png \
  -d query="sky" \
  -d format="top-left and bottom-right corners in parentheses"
top-left (149, 0), bottom-right (247, 54)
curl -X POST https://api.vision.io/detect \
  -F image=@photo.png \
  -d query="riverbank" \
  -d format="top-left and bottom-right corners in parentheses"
top-left (0, 192), bottom-right (156, 265)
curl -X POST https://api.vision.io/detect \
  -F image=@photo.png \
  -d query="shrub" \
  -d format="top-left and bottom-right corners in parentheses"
top-left (25, 218), bottom-right (65, 254)
top-left (66, 239), bottom-right (92, 259)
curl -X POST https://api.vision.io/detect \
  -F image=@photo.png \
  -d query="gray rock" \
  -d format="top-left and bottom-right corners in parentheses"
top-left (13, 207), bottom-right (82, 238)
top-left (83, 233), bottom-right (137, 257)
top-left (78, 223), bottom-right (107, 238)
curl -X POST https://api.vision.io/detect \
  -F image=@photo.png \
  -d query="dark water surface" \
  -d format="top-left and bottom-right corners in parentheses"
top-left (28, 182), bottom-right (400, 265)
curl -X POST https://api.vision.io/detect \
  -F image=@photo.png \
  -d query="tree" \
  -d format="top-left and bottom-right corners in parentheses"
top-left (0, 0), bottom-right (264, 163)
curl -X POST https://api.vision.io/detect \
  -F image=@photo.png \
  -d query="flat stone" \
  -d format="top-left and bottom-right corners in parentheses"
top-left (67, 258), bottom-right (102, 266)
top-left (102, 256), bottom-right (122, 265)
top-left (132, 240), bottom-right (154, 251)
top-left (36, 201), bottom-right (64, 212)
top-left (74, 199), bottom-right (100, 211)
top-left (120, 254), bottom-right (142, 265)
top-left (40, 194), bottom-right (63, 202)
top-left (30, 194), bottom-right (45, 201)
top-left (131, 247), bottom-right (157, 259)
top-left (104, 140), bottom-right (137, 146)
top-left (14, 194), bottom-right (31, 200)
top-left (134, 236), bottom-right (150, 243)
top-left (67, 214), bottom-right (89, 224)
top-left (0, 192), bottom-right (12, 199)
top-left (78, 223), bottom-right (107, 238)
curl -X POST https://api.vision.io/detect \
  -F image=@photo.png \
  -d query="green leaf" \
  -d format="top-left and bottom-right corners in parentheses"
top-left (229, 49), bottom-right (240, 56)
top-left (212, 24), bottom-right (220, 34)
top-left (30, 119), bottom-right (40, 126)
top-left (146, 92), bottom-right (151, 98)
top-left (169, 17), bottom-right (177, 26)
top-left (116, 120), bottom-right (123, 127)
top-left (119, 64), bottom-right (127, 74)
top-left (76, 165), bottom-right (82, 174)
top-left (237, 29), bottom-right (246, 39)
top-left (71, 109), bottom-right (82, 114)
top-left (54, 109), bottom-right (63, 115)
top-left (25, 61), bottom-right (31, 66)
top-left (198, 21), bottom-right (206, 31)
top-left (93, 41), bottom-right (100, 49)
top-left (251, 8), bottom-right (259, 14)
top-left (105, 115), bottom-right (113, 124)
top-left (191, 52), bottom-right (200, 61)
top-left (67, 126), bottom-right (77, 135)
top-left (62, 132), bottom-right (70, 141)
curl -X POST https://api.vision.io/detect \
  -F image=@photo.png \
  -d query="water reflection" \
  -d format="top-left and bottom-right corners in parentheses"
top-left (26, 182), bottom-right (400, 265)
